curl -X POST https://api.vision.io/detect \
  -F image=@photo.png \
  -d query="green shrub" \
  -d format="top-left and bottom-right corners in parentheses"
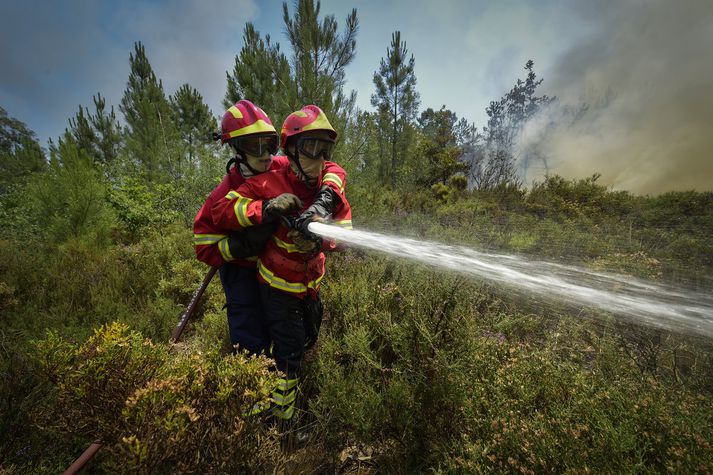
top-left (33, 322), bottom-right (282, 474)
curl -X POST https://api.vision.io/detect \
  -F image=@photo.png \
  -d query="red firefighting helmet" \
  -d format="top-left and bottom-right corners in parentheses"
top-left (280, 105), bottom-right (337, 149)
top-left (220, 100), bottom-right (277, 143)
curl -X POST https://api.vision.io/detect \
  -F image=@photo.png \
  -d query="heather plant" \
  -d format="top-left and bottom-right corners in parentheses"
top-left (308, 252), bottom-right (713, 473)
top-left (32, 322), bottom-right (282, 474)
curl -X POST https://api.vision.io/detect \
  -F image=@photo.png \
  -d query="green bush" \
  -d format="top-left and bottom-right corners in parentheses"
top-left (308, 253), bottom-right (713, 473)
top-left (33, 322), bottom-right (282, 474)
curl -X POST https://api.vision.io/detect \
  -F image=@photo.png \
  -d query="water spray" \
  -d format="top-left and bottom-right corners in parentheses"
top-left (308, 222), bottom-right (713, 338)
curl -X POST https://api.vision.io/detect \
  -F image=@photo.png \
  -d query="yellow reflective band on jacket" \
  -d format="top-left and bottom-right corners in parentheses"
top-left (323, 173), bottom-right (344, 192)
top-left (224, 190), bottom-right (239, 200)
top-left (307, 272), bottom-right (324, 290)
top-left (258, 261), bottom-right (324, 294)
top-left (272, 236), bottom-right (301, 253)
top-left (218, 237), bottom-right (233, 261)
top-left (193, 233), bottom-right (227, 245)
top-left (276, 377), bottom-right (298, 391)
top-left (232, 194), bottom-right (253, 228)
top-left (332, 219), bottom-right (352, 229)
top-left (258, 261), bottom-right (307, 294)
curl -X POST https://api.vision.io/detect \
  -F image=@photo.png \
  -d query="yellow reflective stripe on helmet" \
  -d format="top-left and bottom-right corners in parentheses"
top-left (218, 237), bottom-right (233, 261)
top-left (332, 219), bottom-right (352, 230)
top-left (225, 190), bottom-right (239, 201)
top-left (227, 105), bottom-right (243, 119)
top-left (193, 233), bottom-right (227, 245)
top-left (272, 236), bottom-right (301, 253)
top-left (276, 377), bottom-right (298, 391)
top-left (233, 194), bottom-right (253, 228)
top-left (301, 110), bottom-right (336, 135)
top-left (227, 119), bottom-right (276, 138)
top-left (258, 261), bottom-right (307, 293)
top-left (322, 173), bottom-right (344, 192)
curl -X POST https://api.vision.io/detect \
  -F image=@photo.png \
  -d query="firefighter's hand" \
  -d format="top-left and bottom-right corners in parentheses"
top-left (264, 193), bottom-right (302, 217)
top-left (287, 229), bottom-right (321, 254)
top-left (295, 214), bottom-right (326, 235)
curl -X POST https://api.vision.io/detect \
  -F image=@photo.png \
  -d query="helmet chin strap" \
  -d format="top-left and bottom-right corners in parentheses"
top-left (227, 145), bottom-right (263, 177)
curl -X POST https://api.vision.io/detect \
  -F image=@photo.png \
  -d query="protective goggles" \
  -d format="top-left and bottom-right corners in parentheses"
top-left (234, 134), bottom-right (277, 157)
top-left (296, 137), bottom-right (335, 160)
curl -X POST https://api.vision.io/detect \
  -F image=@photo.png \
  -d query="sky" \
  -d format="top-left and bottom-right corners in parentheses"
top-left (1, 0), bottom-right (711, 194)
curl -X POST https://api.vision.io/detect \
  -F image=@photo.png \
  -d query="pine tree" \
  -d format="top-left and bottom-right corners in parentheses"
top-left (120, 42), bottom-right (178, 182)
top-left (171, 84), bottom-right (217, 167)
top-left (89, 93), bottom-right (122, 168)
top-left (371, 31), bottom-right (419, 187)
top-left (282, 0), bottom-right (358, 132)
top-left (32, 131), bottom-right (113, 242)
top-left (414, 107), bottom-right (469, 186)
top-left (68, 105), bottom-right (98, 159)
top-left (224, 23), bottom-right (292, 121)
top-left (0, 106), bottom-right (46, 192)
top-left (68, 94), bottom-right (122, 175)
top-left (224, 2), bottom-right (358, 135)
top-left (473, 60), bottom-right (554, 190)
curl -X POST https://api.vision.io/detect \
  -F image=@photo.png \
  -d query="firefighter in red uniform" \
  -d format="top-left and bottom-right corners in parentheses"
top-left (211, 105), bottom-right (352, 421)
top-left (193, 100), bottom-right (345, 358)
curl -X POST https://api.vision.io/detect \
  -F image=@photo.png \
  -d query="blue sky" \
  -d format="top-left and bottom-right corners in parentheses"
top-left (1, 0), bottom-right (712, 193)
top-left (0, 0), bottom-right (587, 145)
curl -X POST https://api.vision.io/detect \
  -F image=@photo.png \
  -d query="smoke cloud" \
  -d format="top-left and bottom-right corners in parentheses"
top-left (518, 0), bottom-right (713, 195)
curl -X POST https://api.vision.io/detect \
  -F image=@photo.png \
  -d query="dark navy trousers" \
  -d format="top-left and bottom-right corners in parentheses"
top-left (219, 264), bottom-right (269, 355)
top-left (219, 264), bottom-right (307, 378)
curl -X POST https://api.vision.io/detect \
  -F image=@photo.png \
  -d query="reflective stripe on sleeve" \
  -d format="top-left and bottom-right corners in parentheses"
top-left (322, 173), bottom-right (344, 192)
top-left (233, 194), bottom-right (253, 228)
top-left (218, 237), bottom-right (233, 261)
top-left (193, 233), bottom-right (227, 245)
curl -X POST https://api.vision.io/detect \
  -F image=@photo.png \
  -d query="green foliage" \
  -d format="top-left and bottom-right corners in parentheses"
top-left (30, 133), bottom-right (114, 244)
top-left (282, 0), bottom-right (358, 133)
top-left (308, 253), bottom-right (713, 473)
top-left (225, 0), bottom-right (358, 138)
top-left (120, 42), bottom-right (180, 182)
top-left (471, 60), bottom-right (554, 190)
top-left (33, 322), bottom-right (282, 473)
top-left (68, 93), bottom-right (122, 168)
top-left (224, 23), bottom-right (293, 121)
top-left (371, 31), bottom-right (420, 187)
top-left (0, 106), bottom-right (46, 193)
top-left (412, 107), bottom-right (469, 187)
top-left (170, 84), bottom-right (218, 167)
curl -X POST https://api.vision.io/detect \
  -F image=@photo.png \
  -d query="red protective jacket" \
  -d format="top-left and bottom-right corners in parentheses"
top-left (210, 162), bottom-right (352, 298)
top-left (193, 156), bottom-right (346, 268)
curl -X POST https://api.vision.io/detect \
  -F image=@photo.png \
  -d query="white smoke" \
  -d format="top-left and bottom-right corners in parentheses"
top-left (514, 0), bottom-right (713, 194)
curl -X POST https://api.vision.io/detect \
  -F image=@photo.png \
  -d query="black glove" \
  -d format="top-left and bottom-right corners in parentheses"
top-left (303, 295), bottom-right (324, 351)
top-left (294, 186), bottom-right (341, 234)
top-left (262, 193), bottom-right (303, 222)
top-left (226, 222), bottom-right (277, 259)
